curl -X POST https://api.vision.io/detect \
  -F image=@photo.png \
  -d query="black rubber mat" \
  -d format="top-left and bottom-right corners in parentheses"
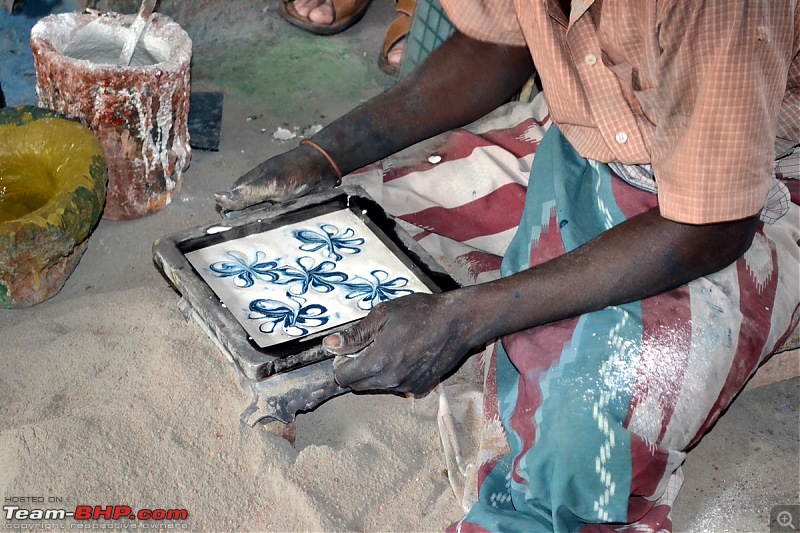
top-left (188, 90), bottom-right (224, 151)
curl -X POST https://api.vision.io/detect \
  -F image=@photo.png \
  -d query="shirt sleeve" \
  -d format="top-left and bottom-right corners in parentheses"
top-left (649, 1), bottom-right (798, 224)
top-left (439, 0), bottom-right (528, 47)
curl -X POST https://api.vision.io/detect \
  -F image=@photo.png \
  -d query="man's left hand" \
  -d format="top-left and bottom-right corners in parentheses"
top-left (327, 292), bottom-right (475, 396)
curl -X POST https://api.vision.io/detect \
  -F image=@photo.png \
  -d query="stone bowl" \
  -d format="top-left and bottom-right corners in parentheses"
top-left (0, 106), bottom-right (107, 308)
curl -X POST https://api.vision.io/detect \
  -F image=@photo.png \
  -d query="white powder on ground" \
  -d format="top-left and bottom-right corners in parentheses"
top-left (0, 285), bottom-right (462, 531)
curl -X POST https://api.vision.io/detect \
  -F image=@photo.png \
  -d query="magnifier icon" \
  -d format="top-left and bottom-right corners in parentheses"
top-left (778, 510), bottom-right (796, 530)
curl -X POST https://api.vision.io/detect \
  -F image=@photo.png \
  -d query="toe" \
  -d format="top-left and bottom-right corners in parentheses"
top-left (387, 38), bottom-right (406, 67)
top-left (293, 0), bottom-right (318, 18)
top-left (308, 2), bottom-right (335, 24)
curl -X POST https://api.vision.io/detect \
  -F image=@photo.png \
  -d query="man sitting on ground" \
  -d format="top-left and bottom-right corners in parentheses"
top-left (217, 1), bottom-right (800, 530)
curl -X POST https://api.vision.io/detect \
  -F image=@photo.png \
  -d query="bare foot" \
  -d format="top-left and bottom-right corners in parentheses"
top-left (293, 0), bottom-right (334, 25)
top-left (386, 38), bottom-right (405, 69)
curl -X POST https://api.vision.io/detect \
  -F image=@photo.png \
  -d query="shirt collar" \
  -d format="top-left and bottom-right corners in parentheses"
top-left (569, 0), bottom-right (593, 26)
top-left (546, 0), bottom-right (595, 29)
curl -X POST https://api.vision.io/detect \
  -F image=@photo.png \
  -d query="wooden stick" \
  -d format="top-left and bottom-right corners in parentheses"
top-left (119, 0), bottom-right (157, 66)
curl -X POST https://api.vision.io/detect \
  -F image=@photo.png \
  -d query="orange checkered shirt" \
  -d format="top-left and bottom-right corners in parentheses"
top-left (439, 0), bottom-right (800, 224)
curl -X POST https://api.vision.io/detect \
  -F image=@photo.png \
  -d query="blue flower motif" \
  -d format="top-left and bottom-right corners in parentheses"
top-left (248, 293), bottom-right (330, 337)
top-left (208, 250), bottom-right (281, 288)
top-left (344, 270), bottom-right (415, 310)
top-left (293, 224), bottom-right (365, 261)
top-left (275, 256), bottom-right (349, 295)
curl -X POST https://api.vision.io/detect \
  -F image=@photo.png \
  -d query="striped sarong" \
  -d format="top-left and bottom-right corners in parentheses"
top-left (345, 94), bottom-right (799, 531)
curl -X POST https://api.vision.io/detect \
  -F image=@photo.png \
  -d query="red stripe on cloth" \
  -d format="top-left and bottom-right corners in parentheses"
top-left (413, 229), bottom-right (432, 242)
top-left (456, 251), bottom-right (504, 280)
top-left (529, 205), bottom-right (567, 267)
top-left (476, 345), bottom-right (503, 492)
top-left (481, 116), bottom-right (548, 158)
top-left (625, 435), bottom-right (674, 524)
top-left (384, 119), bottom-right (542, 183)
top-left (615, 502), bottom-right (672, 532)
top-left (624, 288), bottom-right (693, 438)
top-left (772, 302), bottom-right (800, 353)
top-left (399, 183), bottom-right (527, 243)
top-left (503, 316), bottom-right (581, 486)
top-left (621, 288), bottom-right (692, 503)
top-left (609, 173), bottom-right (659, 220)
top-left (688, 231), bottom-right (780, 447)
top-left (785, 178), bottom-right (800, 204)
top-left (475, 457), bottom-right (504, 505)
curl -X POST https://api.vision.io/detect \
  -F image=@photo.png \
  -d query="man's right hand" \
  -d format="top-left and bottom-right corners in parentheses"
top-left (214, 143), bottom-right (339, 211)
top-left (214, 31), bottom-right (534, 212)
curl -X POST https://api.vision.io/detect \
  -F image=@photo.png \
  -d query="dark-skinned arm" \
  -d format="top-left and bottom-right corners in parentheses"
top-left (330, 208), bottom-right (760, 394)
top-left (215, 31), bottom-right (534, 210)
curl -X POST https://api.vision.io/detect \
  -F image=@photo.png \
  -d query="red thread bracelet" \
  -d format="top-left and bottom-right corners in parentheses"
top-left (299, 139), bottom-right (342, 185)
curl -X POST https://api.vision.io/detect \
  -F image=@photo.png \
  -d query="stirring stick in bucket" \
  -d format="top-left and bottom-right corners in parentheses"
top-left (118, 0), bottom-right (157, 66)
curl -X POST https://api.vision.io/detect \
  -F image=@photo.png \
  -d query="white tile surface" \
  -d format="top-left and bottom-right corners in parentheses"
top-left (186, 209), bottom-right (431, 348)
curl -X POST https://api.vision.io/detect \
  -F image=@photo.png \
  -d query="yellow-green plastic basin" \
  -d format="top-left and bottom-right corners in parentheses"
top-left (0, 106), bottom-right (107, 308)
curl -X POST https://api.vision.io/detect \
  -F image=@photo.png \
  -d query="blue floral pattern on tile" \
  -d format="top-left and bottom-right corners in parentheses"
top-left (208, 250), bottom-right (280, 288)
top-left (293, 224), bottom-right (365, 261)
top-left (194, 215), bottom-right (428, 346)
top-left (276, 256), bottom-right (350, 295)
top-left (344, 269), bottom-right (415, 310)
top-left (248, 293), bottom-right (330, 337)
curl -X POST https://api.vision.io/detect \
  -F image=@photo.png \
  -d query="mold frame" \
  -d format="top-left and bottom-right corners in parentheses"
top-left (153, 186), bottom-right (459, 381)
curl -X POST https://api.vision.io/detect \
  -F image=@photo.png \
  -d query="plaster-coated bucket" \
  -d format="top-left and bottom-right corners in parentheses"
top-left (31, 12), bottom-right (191, 220)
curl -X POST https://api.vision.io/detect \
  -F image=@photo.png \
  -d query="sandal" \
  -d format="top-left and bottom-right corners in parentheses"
top-left (379, 0), bottom-right (416, 76)
top-left (280, 0), bottom-right (372, 36)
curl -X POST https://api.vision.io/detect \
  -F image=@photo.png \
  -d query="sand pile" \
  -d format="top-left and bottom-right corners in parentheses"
top-left (0, 284), bottom-right (462, 531)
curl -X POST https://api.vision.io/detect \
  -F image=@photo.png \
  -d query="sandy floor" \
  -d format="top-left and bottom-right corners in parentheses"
top-left (1, 2), bottom-right (466, 531)
top-left (1, 1), bottom-right (798, 532)
top-left (1, 285), bottom-right (465, 531)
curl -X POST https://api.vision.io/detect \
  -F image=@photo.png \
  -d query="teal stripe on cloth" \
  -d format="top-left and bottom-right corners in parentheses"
top-left (525, 304), bottom-right (642, 529)
top-left (465, 126), bottom-right (645, 532)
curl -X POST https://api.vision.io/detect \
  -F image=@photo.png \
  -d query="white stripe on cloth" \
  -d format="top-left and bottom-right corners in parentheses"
top-left (661, 269), bottom-right (743, 450)
top-left (370, 99), bottom-right (547, 222)
top-left (762, 204), bottom-right (800, 354)
top-left (463, 227), bottom-right (519, 259)
top-left (347, 98), bottom-right (550, 285)
top-left (464, 97), bottom-right (550, 137)
top-left (414, 232), bottom-right (500, 286)
top-left (381, 148), bottom-right (532, 216)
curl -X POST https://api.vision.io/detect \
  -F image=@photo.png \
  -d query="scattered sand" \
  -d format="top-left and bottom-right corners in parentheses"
top-left (0, 284), bottom-right (463, 531)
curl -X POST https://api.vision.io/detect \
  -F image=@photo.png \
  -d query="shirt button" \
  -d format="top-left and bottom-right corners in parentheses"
top-left (584, 54), bottom-right (597, 65)
top-left (615, 131), bottom-right (628, 144)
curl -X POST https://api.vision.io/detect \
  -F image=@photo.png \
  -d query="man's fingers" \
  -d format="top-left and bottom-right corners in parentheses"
top-left (333, 353), bottom-right (399, 391)
top-left (214, 177), bottom-right (295, 211)
top-left (333, 351), bottom-right (380, 389)
top-left (332, 354), bottom-right (361, 389)
top-left (214, 184), bottom-right (257, 211)
top-left (328, 307), bottom-right (393, 389)
top-left (233, 160), bottom-right (274, 188)
top-left (323, 319), bottom-right (377, 357)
